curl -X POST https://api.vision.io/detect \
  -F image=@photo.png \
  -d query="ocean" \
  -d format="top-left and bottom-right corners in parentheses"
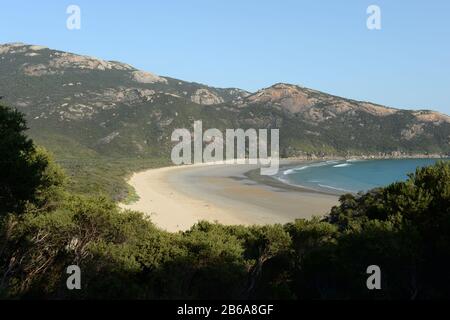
top-left (277, 158), bottom-right (448, 194)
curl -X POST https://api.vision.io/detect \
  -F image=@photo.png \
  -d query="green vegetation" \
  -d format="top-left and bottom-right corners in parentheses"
top-left (58, 157), bottom-right (169, 201)
top-left (1, 104), bottom-right (449, 299)
top-left (2, 44), bottom-right (449, 201)
top-left (2, 44), bottom-right (449, 164)
top-left (0, 105), bottom-right (65, 215)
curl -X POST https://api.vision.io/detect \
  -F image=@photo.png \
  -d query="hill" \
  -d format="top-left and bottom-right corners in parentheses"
top-left (1, 42), bottom-right (449, 159)
top-left (1, 42), bottom-right (449, 199)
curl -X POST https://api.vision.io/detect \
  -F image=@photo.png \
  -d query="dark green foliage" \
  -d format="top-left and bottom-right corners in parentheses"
top-left (323, 162), bottom-right (450, 298)
top-left (1, 105), bottom-right (450, 299)
top-left (0, 105), bottom-right (65, 215)
top-left (1, 162), bottom-right (450, 299)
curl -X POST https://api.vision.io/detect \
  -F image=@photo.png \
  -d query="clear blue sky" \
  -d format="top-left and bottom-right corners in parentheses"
top-left (1, 0), bottom-right (449, 114)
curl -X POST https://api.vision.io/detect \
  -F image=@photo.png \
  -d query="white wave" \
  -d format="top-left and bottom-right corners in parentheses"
top-left (283, 165), bottom-right (309, 175)
top-left (318, 184), bottom-right (352, 193)
top-left (312, 161), bottom-right (338, 167)
top-left (283, 169), bottom-right (295, 175)
top-left (277, 176), bottom-right (291, 184)
top-left (347, 159), bottom-right (365, 163)
top-left (282, 160), bottom-right (340, 175)
top-left (333, 163), bottom-right (352, 168)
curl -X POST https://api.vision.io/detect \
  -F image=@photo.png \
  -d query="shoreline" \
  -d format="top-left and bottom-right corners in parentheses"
top-left (120, 161), bottom-right (340, 232)
top-left (283, 153), bottom-right (449, 161)
top-left (119, 156), bottom-right (448, 232)
top-left (245, 160), bottom-right (346, 196)
top-left (267, 156), bottom-right (449, 195)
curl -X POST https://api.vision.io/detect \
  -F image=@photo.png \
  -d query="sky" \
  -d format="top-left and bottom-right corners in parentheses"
top-left (1, 0), bottom-right (449, 114)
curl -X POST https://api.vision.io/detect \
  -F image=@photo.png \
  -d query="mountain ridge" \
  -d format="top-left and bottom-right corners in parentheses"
top-left (1, 42), bottom-right (449, 159)
top-left (3, 42), bottom-right (449, 118)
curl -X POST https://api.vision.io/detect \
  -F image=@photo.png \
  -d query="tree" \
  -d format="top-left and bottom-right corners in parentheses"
top-left (1, 104), bottom-right (449, 300)
top-left (0, 105), bottom-right (65, 216)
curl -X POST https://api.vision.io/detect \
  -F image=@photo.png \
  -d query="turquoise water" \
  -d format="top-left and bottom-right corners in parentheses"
top-left (277, 159), bottom-right (448, 194)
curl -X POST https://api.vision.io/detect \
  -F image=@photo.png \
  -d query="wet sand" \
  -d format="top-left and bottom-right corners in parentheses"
top-left (120, 162), bottom-right (340, 232)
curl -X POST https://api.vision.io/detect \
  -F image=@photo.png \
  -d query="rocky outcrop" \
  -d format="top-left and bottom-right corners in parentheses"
top-left (360, 102), bottom-right (398, 116)
top-left (97, 87), bottom-right (156, 104)
top-left (48, 52), bottom-right (135, 71)
top-left (401, 124), bottom-right (425, 140)
top-left (0, 43), bottom-right (30, 54)
top-left (22, 64), bottom-right (56, 76)
top-left (191, 89), bottom-right (224, 105)
top-left (98, 131), bottom-right (120, 144)
top-left (1, 43), bottom-right (141, 77)
top-left (245, 83), bottom-right (401, 119)
top-left (246, 83), bottom-right (315, 113)
top-left (131, 71), bottom-right (167, 84)
top-left (413, 111), bottom-right (450, 124)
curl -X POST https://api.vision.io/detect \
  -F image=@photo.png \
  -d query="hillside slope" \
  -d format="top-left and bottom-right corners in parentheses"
top-left (1, 42), bottom-right (449, 160)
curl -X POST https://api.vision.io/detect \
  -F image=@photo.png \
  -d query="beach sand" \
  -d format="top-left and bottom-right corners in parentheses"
top-left (120, 162), bottom-right (340, 232)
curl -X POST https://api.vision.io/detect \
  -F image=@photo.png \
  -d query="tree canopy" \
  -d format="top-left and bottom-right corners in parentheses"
top-left (0, 105), bottom-right (65, 215)
top-left (0, 104), bottom-right (449, 299)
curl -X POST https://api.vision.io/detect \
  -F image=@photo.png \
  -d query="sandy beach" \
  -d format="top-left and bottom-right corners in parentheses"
top-left (120, 162), bottom-right (340, 232)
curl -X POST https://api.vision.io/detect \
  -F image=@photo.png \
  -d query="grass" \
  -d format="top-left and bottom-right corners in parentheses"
top-left (122, 184), bottom-right (140, 205)
top-left (57, 156), bottom-right (171, 202)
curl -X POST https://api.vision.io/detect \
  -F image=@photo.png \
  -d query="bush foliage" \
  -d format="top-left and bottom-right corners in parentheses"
top-left (1, 104), bottom-right (449, 299)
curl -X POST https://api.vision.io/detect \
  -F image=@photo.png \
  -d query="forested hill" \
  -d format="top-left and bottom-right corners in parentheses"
top-left (1, 42), bottom-right (450, 160)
